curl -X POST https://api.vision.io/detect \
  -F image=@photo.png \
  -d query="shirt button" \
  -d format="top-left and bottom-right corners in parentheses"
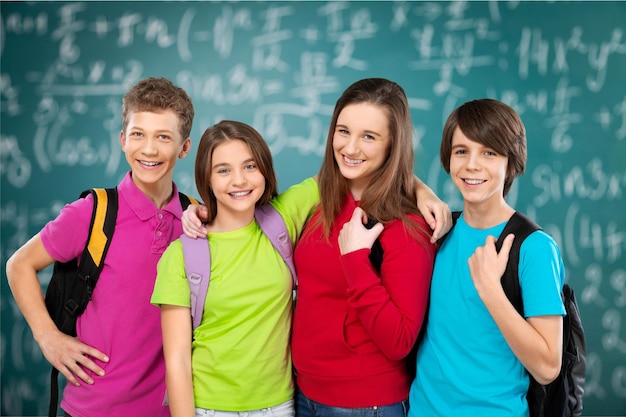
top-left (158, 213), bottom-right (163, 219)
top-left (157, 231), bottom-right (162, 236)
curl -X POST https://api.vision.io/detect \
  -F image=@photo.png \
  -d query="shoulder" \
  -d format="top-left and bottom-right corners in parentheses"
top-left (381, 214), bottom-right (436, 255)
top-left (521, 230), bottom-right (562, 258)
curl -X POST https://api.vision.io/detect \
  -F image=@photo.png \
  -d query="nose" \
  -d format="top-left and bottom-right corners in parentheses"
top-left (231, 168), bottom-right (247, 186)
top-left (466, 152), bottom-right (480, 170)
top-left (343, 136), bottom-right (359, 155)
top-left (142, 137), bottom-right (157, 155)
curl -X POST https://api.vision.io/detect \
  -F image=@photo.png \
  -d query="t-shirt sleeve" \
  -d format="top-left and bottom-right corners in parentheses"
top-left (40, 195), bottom-right (93, 262)
top-left (519, 231), bottom-right (566, 317)
top-left (270, 177), bottom-right (319, 243)
top-left (151, 239), bottom-right (191, 308)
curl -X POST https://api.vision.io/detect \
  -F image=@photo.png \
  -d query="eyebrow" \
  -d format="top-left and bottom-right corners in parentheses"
top-left (335, 124), bottom-right (382, 137)
top-left (212, 158), bottom-right (256, 170)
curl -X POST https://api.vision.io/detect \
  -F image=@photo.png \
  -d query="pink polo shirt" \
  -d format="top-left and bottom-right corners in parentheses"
top-left (41, 172), bottom-right (186, 417)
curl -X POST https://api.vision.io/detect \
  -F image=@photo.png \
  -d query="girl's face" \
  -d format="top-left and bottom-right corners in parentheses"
top-left (449, 127), bottom-right (508, 210)
top-left (332, 102), bottom-right (391, 200)
top-left (209, 139), bottom-right (266, 221)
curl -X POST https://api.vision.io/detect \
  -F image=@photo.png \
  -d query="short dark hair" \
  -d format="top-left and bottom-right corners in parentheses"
top-left (122, 77), bottom-right (194, 140)
top-left (440, 98), bottom-right (527, 197)
top-left (194, 120), bottom-right (278, 222)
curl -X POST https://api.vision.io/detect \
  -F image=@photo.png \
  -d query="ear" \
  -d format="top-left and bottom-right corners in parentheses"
top-left (179, 137), bottom-right (192, 159)
top-left (119, 130), bottom-right (126, 150)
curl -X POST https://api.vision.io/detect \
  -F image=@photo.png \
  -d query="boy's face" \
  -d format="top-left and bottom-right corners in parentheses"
top-left (120, 110), bottom-right (191, 195)
top-left (449, 127), bottom-right (508, 209)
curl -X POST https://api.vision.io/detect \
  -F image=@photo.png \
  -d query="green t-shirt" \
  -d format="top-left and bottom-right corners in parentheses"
top-left (151, 178), bottom-right (318, 411)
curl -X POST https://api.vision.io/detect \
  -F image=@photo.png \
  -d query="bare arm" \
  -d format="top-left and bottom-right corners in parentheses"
top-left (5, 234), bottom-right (109, 386)
top-left (414, 176), bottom-right (452, 242)
top-left (161, 305), bottom-right (195, 417)
top-left (468, 235), bottom-right (563, 384)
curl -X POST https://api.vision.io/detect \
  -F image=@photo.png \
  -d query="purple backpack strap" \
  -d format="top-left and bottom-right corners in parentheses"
top-left (180, 234), bottom-right (211, 330)
top-left (254, 204), bottom-right (298, 288)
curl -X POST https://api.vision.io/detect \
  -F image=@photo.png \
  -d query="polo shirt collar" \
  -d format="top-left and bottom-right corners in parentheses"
top-left (117, 171), bottom-right (184, 221)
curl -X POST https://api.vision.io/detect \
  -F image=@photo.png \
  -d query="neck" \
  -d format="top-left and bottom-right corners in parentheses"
top-left (207, 208), bottom-right (255, 233)
top-left (132, 177), bottom-right (174, 209)
top-left (462, 200), bottom-right (515, 229)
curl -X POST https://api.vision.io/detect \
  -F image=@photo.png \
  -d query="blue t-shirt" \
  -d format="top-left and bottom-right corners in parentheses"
top-left (409, 214), bottom-right (566, 417)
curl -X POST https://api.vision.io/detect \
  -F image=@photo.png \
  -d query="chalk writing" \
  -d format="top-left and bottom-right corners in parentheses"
top-left (1, 2), bottom-right (625, 415)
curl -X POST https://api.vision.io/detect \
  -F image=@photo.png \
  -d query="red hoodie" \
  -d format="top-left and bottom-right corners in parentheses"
top-left (292, 197), bottom-right (435, 407)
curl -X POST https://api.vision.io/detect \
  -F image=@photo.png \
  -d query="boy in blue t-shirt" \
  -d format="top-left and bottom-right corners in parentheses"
top-left (409, 99), bottom-right (566, 417)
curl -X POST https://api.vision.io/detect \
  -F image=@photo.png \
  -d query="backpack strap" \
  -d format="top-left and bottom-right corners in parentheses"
top-left (178, 192), bottom-right (199, 209)
top-left (495, 212), bottom-right (542, 316)
top-left (49, 187), bottom-right (117, 417)
top-left (254, 204), bottom-right (297, 288)
top-left (180, 235), bottom-right (211, 331)
top-left (61, 187), bottom-right (118, 331)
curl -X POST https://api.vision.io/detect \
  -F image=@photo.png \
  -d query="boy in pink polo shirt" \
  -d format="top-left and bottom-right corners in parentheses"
top-left (6, 77), bottom-right (194, 417)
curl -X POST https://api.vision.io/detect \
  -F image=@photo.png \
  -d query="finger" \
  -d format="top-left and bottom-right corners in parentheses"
top-left (351, 206), bottom-right (364, 223)
top-left (499, 233), bottom-right (515, 258)
top-left (370, 222), bottom-right (384, 238)
top-left (59, 366), bottom-right (81, 387)
top-left (422, 209), bottom-right (438, 242)
top-left (63, 360), bottom-right (94, 385)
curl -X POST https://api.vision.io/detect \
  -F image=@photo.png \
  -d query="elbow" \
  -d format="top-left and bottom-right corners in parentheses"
top-left (532, 358), bottom-right (562, 385)
top-left (5, 254), bottom-right (17, 288)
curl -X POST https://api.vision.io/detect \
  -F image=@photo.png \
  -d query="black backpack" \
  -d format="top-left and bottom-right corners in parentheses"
top-left (444, 211), bottom-right (587, 417)
top-left (44, 188), bottom-right (197, 417)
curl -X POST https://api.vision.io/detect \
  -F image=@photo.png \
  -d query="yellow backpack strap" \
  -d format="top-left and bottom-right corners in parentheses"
top-left (178, 192), bottom-right (198, 208)
top-left (74, 187), bottom-right (118, 306)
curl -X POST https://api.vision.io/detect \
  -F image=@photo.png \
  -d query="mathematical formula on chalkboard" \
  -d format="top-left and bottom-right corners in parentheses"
top-left (1, 2), bottom-right (625, 416)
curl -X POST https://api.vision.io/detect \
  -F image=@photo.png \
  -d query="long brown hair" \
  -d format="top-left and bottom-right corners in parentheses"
top-left (194, 120), bottom-right (278, 223)
top-left (317, 78), bottom-right (425, 239)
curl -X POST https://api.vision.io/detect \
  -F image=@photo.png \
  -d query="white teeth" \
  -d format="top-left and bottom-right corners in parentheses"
top-left (465, 179), bottom-right (485, 185)
top-left (344, 156), bottom-right (364, 164)
top-left (230, 191), bottom-right (250, 197)
top-left (140, 161), bottom-right (160, 166)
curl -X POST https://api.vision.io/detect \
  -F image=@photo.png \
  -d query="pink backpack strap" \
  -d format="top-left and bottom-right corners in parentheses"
top-left (254, 204), bottom-right (298, 288)
top-left (180, 234), bottom-right (211, 331)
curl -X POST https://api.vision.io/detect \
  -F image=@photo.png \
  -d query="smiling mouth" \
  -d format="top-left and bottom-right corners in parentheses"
top-left (343, 155), bottom-right (364, 164)
top-left (229, 191), bottom-right (252, 198)
top-left (139, 160), bottom-right (161, 167)
top-left (463, 178), bottom-right (486, 185)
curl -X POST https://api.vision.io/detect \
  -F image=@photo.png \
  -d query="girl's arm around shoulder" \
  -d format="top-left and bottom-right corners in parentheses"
top-left (340, 211), bottom-right (436, 360)
top-left (270, 177), bottom-right (320, 242)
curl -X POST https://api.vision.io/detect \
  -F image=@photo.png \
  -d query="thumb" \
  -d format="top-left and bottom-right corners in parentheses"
top-left (199, 204), bottom-right (209, 222)
top-left (351, 206), bottom-right (365, 223)
top-left (499, 233), bottom-right (515, 258)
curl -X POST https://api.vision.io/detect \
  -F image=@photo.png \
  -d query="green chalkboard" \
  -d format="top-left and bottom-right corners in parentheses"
top-left (1, 2), bottom-right (625, 416)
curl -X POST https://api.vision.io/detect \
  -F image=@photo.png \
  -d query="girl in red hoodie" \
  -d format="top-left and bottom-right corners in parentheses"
top-left (292, 78), bottom-right (437, 417)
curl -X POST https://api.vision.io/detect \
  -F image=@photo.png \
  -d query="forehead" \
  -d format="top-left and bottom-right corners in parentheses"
top-left (126, 110), bottom-right (180, 131)
top-left (212, 139), bottom-right (253, 164)
top-left (451, 127), bottom-right (484, 147)
top-left (337, 102), bottom-right (389, 132)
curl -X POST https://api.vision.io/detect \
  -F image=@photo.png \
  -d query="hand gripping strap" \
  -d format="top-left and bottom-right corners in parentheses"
top-left (495, 211), bottom-right (542, 315)
top-left (254, 204), bottom-right (298, 288)
top-left (180, 235), bottom-right (211, 331)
